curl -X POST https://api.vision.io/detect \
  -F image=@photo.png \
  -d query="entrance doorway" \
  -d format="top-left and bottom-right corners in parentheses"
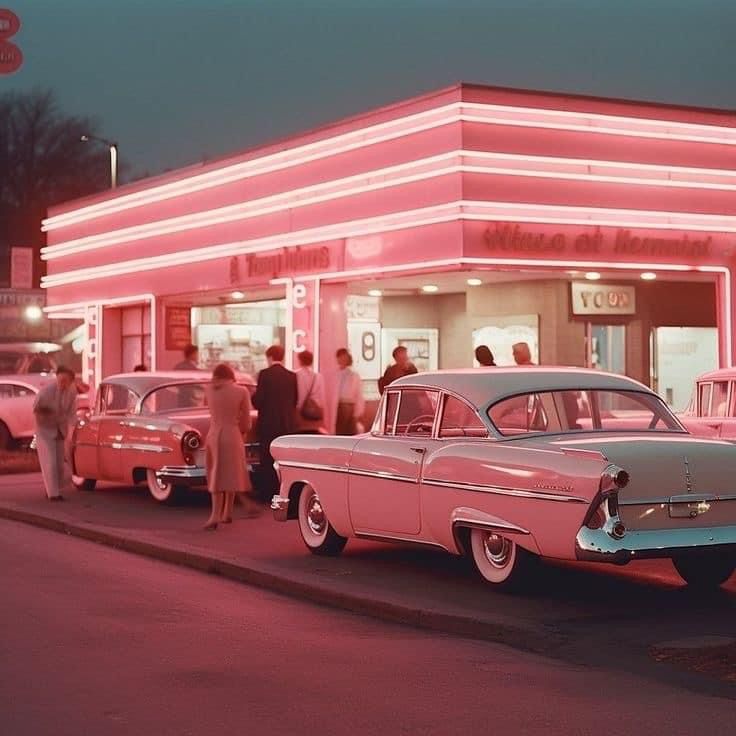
top-left (586, 324), bottom-right (626, 374)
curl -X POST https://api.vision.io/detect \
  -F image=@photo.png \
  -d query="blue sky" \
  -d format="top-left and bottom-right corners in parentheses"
top-left (4, 0), bottom-right (734, 179)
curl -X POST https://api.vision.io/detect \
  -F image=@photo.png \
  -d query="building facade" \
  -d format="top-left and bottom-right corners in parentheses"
top-left (42, 84), bottom-right (736, 410)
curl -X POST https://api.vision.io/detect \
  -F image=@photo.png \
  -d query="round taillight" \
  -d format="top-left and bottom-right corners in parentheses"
top-left (182, 431), bottom-right (201, 451)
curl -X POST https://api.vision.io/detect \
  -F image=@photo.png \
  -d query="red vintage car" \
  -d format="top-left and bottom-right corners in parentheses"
top-left (71, 371), bottom-right (258, 502)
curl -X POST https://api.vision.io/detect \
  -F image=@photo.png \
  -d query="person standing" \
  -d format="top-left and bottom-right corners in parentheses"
top-left (252, 345), bottom-right (297, 498)
top-left (512, 342), bottom-right (535, 366)
top-left (378, 345), bottom-right (417, 394)
top-left (203, 363), bottom-right (258, 530)
top-left (333, 348), bottom-right (365, 435)
top-left (175, 344), bottom-right (199, 370)
top-left (295, 350), bottom-right (326, 434)
top-left (474, 345), bottom-right (496, 367)
top-left (33, 366), bottom-right (78, 501)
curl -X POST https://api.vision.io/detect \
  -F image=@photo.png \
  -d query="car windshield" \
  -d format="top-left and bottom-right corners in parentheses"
top-left (139, 381), bottom-right (254, 415)
top-left (487, 389), bottom-right (684, 437)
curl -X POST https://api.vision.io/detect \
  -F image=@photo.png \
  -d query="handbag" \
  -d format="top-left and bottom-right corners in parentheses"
top-left (300, 374), bottom-right (324, 421)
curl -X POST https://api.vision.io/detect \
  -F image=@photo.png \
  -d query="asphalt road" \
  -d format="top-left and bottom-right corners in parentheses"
top-left (1, 519), bottom-right (735, 736)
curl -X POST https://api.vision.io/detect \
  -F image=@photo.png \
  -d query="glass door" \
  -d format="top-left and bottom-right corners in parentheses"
top-left (586, 324), bottom-right (625, 374)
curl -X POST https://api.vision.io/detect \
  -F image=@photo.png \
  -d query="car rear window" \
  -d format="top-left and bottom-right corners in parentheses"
top-left (488, 389), bottom-right (683, 437)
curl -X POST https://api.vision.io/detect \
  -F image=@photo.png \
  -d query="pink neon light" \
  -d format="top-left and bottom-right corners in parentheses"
top-left (42, 200), bottom-right (736, 290)
top-left (42, 100), bottom-right (736, 231)
top-left (42, 152), bottom-right (736, 260)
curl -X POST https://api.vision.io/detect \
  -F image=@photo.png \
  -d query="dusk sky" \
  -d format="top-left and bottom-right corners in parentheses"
top-left (4, 0), bottom-right (734, 180)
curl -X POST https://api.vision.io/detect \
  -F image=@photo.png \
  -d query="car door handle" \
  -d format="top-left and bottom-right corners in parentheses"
top-left (410, 446), bottom-right (426, 454)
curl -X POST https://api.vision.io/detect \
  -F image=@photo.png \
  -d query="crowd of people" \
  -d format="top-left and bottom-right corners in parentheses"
top-left (32, 339), bottom-right (535, 529)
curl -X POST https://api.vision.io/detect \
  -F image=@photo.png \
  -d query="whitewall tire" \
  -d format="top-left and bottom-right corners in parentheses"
top-left (297, 484), bottom-right (347, 556)
top-left (146, 468), bottom-right (180, 503)
top-left (469, 528), bottom-right (535, 590)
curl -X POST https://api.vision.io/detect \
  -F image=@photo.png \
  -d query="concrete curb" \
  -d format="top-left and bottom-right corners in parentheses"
top-left (0, 504), bottom-right (557, 654)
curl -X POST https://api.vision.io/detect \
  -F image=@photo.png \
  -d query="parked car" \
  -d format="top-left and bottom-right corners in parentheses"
top-left (677, 368), bottom-right (736, 439)
top-left (271, 367), bottom-right (736, 590)
top-left (70, 371), bottom-right (259, 502)
top-left (0, 342), bottom-right (61, 375)
top-left (0, 374), bottom-right (56, 449)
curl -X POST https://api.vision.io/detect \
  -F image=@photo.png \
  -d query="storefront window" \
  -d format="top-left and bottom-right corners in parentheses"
top-left (121, 305), bottom-right (151, 372)
top-left (191, 300), bottom-right (286, 376)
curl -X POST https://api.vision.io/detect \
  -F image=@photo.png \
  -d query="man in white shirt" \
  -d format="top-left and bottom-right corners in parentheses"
top-left (33, 366), bottom-right (78, 501)
top-left (295, 350), bottom-right (326, 433)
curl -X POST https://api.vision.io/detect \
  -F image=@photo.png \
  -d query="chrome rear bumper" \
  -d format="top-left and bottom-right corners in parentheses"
top-left (156, 465), bottom-right (207, 486)
top-left (576, 524), bottom-right (736, 563)
top-left (271, 495), bottom-right (290, 522)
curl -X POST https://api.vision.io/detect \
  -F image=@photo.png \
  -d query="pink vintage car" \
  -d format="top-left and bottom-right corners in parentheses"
top-left (677, 368), bottom-right (736, 440)
top-left (71, 371), bottom-right (258, 502)
top-left (271, 367), bottom-right (736, 590)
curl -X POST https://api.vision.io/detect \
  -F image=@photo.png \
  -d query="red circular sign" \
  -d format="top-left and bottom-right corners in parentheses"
top-left (0, 40), bottom-right (22, 74)
top-left (0, 9), bottom-right (20, 40)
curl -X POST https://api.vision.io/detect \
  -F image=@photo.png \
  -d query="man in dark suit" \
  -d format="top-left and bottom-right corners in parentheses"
top-left (252, 344), bottom-right (297, 499)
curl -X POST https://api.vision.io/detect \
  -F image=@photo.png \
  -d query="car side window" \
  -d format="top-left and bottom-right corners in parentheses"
top-left (488, 392), bottom-right (550, 435)
top-left (712, 381), bottom-right (729, 417)
top-left (439, 395), bottom-right (488, 438)
top-left (394, 389), bottom-right (438, 436)
top-left (101, 385), bottom-right (137, 415)
top-left (382, 391), bottom-right (400, 435)
top-left (698, 383), bottom-right (712, 416)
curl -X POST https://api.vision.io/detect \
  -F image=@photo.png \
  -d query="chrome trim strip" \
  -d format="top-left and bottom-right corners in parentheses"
top-left (276, 459), bottom-right (417, 484)
top-left (271, 495), bottom-right (290, 522)
top-left (100, 442), bottom-right (172, 454)
top-left (619, 493), bottom-right (736, 506)
top-left (156, 465), bottom-right (205, 479)
top-left (452, 517), bottom-right (530, 535)
top-left (422, 477), bottom-right (587, 503)
top-left (576, 524), bottom-right (736, 563)
top-left (354, 531), bottom-right (449, 551)
top-left (277, 460), bottom-right (349, 474)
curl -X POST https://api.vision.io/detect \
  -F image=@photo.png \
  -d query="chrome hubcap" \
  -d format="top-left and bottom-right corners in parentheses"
top-left (482, 533), bottom-right (511, 568)
top-left (306, 495), bottom-right (326, 536)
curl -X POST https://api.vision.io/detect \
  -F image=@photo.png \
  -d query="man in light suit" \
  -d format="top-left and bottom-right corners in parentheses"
top-left (33, 366), bottom-right (78, 501)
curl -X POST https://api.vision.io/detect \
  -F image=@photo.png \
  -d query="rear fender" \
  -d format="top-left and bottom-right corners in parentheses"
top-left (450, 506), bottom-right (542, 556)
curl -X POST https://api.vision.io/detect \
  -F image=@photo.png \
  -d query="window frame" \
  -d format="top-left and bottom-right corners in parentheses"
top-left (438, 393), bottom-right (490, 439)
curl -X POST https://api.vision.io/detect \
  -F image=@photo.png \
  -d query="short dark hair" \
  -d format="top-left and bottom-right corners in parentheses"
top-left (297, 350), bottom-right (314, 367)
top-left (212, 363), bottom-right (235, 381)
top-left (56, 365), bottom-right (75, 379)
top-left (133, 364), bottom-right (147, 372)
top-left (392, 345), bottom-right (408, 360)
top-left (335, 347), bottom-right (353, 366)
top-left (266, 344), bottom-right (285, 362)
top-left (183, 343), bottom-right (198, 359)
top-left (475, 345), bottom-right (494, 366)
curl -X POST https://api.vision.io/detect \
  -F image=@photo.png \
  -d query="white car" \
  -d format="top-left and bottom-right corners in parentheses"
top-left (0, 375), bottom-right (54, 449)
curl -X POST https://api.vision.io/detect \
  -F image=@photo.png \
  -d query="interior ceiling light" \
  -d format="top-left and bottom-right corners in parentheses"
top-left (640, 272), bottom-right (657, 281)
top-left (584, 271), bottom-right (601, 281)
top-left (421, 284), bottom-right (439, 293)
top-left (367, 289), bottom-right (382, 297)
top-left (230, 290), bottom-right (245, 299)
top-left (466, 278), bottom-right (482, 286)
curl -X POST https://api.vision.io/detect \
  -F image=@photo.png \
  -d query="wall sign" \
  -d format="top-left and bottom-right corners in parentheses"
top-left (165, 306), bottom-right (192, 350)
top-left (10, 246), bottom-right (33, 289)
top-left (571, 282), bottom-right (636, 315)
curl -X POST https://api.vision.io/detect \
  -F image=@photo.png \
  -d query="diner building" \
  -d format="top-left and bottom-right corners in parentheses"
top-left (42, 83), bottom-right (736, 411)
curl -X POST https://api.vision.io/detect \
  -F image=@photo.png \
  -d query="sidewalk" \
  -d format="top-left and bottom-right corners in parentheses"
top-left (2, 472), bottom-right (735, 691)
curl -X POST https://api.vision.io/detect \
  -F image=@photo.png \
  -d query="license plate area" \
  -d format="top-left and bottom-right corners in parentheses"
top-left (668, 494), bottom-right (715, 519)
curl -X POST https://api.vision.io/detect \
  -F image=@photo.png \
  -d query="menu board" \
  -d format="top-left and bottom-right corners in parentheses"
top-left (165, 306), bottom-right (192, 350)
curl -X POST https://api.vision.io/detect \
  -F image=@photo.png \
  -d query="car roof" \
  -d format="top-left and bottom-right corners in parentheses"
top-left (694, 368), bottom-right (736, 382)
top-left (0, 373), bottom-right (54, 389)
top-left (100, 370), bottom-right (255, 396)
top-left (391, 366), bottom-right (653, 408)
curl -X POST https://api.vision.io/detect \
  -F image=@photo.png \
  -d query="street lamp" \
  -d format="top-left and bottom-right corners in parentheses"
top-left (80, 133), bottom-right (118, 188)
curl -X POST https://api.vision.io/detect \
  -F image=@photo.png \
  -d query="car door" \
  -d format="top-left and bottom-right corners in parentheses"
top-left (97, 384), bottom-right (138, 481)
top-left (73, 389), bottom-right (103, 479)
top-left (348, 388), bottom-right (439, 535)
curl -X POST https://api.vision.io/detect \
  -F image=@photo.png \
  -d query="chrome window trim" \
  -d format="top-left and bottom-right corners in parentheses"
top-left (422, 477), bottom-right (587, 503)
top-left (437, 391), bottom-right (490, 440)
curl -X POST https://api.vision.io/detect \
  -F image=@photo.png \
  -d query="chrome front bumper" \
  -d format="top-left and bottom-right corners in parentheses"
top-left (156, 465), bottom-right (207, 487)
top-left (271, 495), bottom-right (290, 522)
top-left (576, 524), bottom-right (736, 564)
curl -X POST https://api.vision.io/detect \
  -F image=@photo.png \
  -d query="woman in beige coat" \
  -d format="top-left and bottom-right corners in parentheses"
top-left (204, 363), bottom-right (254, 530)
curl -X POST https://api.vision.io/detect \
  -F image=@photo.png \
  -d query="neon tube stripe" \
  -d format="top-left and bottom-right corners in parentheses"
top-left (42, 151), bottom-right (736, 260)
top-left (42, 201), bottom-right (736, 289)
top-left (42, 100), bottom-right (736, 231)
